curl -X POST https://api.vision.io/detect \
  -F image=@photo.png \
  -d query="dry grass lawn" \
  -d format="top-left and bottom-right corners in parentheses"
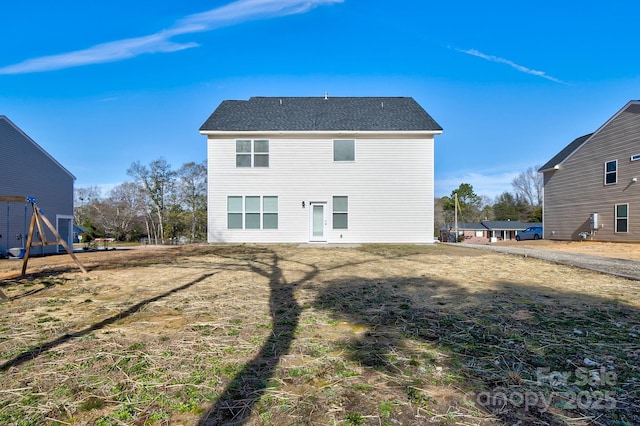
top-left (0, 243), bottom-right (639, 425)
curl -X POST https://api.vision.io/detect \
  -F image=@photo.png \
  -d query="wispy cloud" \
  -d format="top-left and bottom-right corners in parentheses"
top-left (0, 0), bottom-right (342, 74)
top-left (456, 48), bottom-right (565, 84)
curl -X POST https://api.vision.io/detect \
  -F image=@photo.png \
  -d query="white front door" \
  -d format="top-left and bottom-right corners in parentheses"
top-left (309, 202), bottom-right (327, 242)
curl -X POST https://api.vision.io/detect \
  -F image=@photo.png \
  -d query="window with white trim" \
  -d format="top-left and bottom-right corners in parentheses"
top-left (263, 196), bottom-right (278, 229)
top-left (227, 196), bottom-right (243, 229)
top-left (333, 139), bottom-right (355, 161)
top-left (236, 139), bottom-right (269, 167)
top-left (227, 196), bottom-right (278, 229)
top-left (605, 160), bottom-right (617, 185)
top-left (615, 203), bottom-right (628, 233)
top-left (333, 196), bottom-right (348, 229)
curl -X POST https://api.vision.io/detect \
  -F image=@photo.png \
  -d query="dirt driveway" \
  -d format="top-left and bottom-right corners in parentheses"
top-left (494, 239), bottom-right (640, 261)
top-left (0, 243), bottom-right (638, 425)
top-left (464, 240), bottom-right (640, 280)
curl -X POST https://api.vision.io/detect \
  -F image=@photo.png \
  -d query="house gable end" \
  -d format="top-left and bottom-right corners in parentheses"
top-left (0, 115), bottom-right (75, 180)
top-left (540, 101), bottom-right (640, 173)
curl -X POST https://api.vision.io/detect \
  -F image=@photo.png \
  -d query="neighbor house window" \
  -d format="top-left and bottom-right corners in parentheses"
top-left (605, 160), bottom-right (617, 185)
top-left (236, 139), bottom-right (269, 167)
top-left (334, 139), bottom-right (355, 161)
top-left (227, 196), bottom-right (278, 229)
top-left (615, 203), bottom-right (628, 233)
top-left (333, 196), bottom-right (348, 229)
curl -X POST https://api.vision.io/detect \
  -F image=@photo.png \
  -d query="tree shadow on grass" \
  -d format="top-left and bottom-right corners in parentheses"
top-left (198, 248), bottom-right (312, 425)
top-left (311, 273), bottom-right (640, 425)
top-left (0, 272), bottom-right (216, 371)
top-left (195, 245), bottom-right (639, 425)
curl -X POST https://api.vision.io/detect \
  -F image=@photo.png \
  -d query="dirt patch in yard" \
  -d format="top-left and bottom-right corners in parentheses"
top-left (494, 239), bottom-right (640, 261)
top-left (0, 243), bottom-right (639, 425)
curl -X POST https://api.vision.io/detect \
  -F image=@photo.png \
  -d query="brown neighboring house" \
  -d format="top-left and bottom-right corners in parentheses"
top-left (539, 100), bottom-right (640, 241)
top-left (439, 221), bottom-right (540, 243)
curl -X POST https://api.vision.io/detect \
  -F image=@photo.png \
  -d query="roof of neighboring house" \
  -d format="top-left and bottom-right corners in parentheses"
top-left (199, 96), bottom-right (443, 132)
top-left (480, 221), bottom-right (540, 231)
top-left (539, 133), bottom-right (593, 172)
top-left (440, 221), bottom-right (541, 231)
top-left (73, 224), bottom-right (88, 234)
top-left (0, 115), bottom-right (75, 179)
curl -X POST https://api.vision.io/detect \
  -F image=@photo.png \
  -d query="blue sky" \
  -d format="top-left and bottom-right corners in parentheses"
top-left (2, 0), bottom-right (639, 199)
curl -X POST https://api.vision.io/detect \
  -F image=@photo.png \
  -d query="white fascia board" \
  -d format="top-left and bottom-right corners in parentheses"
top-left (199, 130), bottom-right (443, 137)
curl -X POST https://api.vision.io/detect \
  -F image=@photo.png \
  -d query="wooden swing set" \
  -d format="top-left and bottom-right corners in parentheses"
top-left (1, 195), bottom-right (87, 301)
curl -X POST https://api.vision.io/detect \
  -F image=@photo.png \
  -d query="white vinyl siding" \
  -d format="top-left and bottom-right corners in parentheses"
top-left (209, 135), bottom-right (435, 243)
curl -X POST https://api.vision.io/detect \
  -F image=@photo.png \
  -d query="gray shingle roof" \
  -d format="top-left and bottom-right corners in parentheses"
top-left (539, 133), bottom-right (593, 172)
top-left (199, 97), bottom-right (442, 132)
top-left (440, 221), bottom-right (540, 231)
top-left (480, 221), bottom-right (540, 231)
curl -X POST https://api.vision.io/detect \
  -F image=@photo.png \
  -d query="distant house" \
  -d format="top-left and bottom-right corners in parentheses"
top-left (199, 96), bottom-right (443, 243)
top-left (439, 221), bottom-right (540, 243)
top-left (0, 116), bottom-right (75, 256)
top-left (539, 101), bottom-right (640, 241)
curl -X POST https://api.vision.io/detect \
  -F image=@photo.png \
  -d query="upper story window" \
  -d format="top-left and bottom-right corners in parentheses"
top-left (236, 140), bottom-right (269, 168)
top-left (631, 154), bottom-right (640, 161)
top-left (604, 160), bottom-right (617, 185)
top-left (334, 139), bottom-right (355, 162)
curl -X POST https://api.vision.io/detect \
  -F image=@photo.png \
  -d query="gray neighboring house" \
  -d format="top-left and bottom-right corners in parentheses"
top-left (539, 100), bottom-right (640, 241)
top-left (200, 96), bottom-right (443, 243)
top-left (0, 116), bottom-right (75, 256)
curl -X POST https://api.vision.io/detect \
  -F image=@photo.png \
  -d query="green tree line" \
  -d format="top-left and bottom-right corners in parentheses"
top-left (74, 158), bottom-right (207, 243)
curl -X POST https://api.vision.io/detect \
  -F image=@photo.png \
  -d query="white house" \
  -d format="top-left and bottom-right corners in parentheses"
top-left (199, 96), bottom-right (442, 244)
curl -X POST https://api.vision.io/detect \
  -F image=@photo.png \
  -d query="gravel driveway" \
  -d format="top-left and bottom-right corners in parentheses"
top-left (456, 242), bottom-right (640, 281)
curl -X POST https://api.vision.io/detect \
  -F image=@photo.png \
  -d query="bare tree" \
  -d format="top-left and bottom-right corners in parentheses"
top-left (127, 158), bottom-right (176, 243)
top-left (74, 186), bottom-right (101, 227)
top-left (177, 161), bottom-right (207, 241)
top-left (105, 182), bottom-right (147, 240)
top-left (512, 165), bottom-right (543, 206)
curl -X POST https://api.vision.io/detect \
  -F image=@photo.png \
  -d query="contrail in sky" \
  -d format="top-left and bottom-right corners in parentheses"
top-left (457, 48), bottom-right (565, 84)
top-left (0, 0), bottom-right (342, 74)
